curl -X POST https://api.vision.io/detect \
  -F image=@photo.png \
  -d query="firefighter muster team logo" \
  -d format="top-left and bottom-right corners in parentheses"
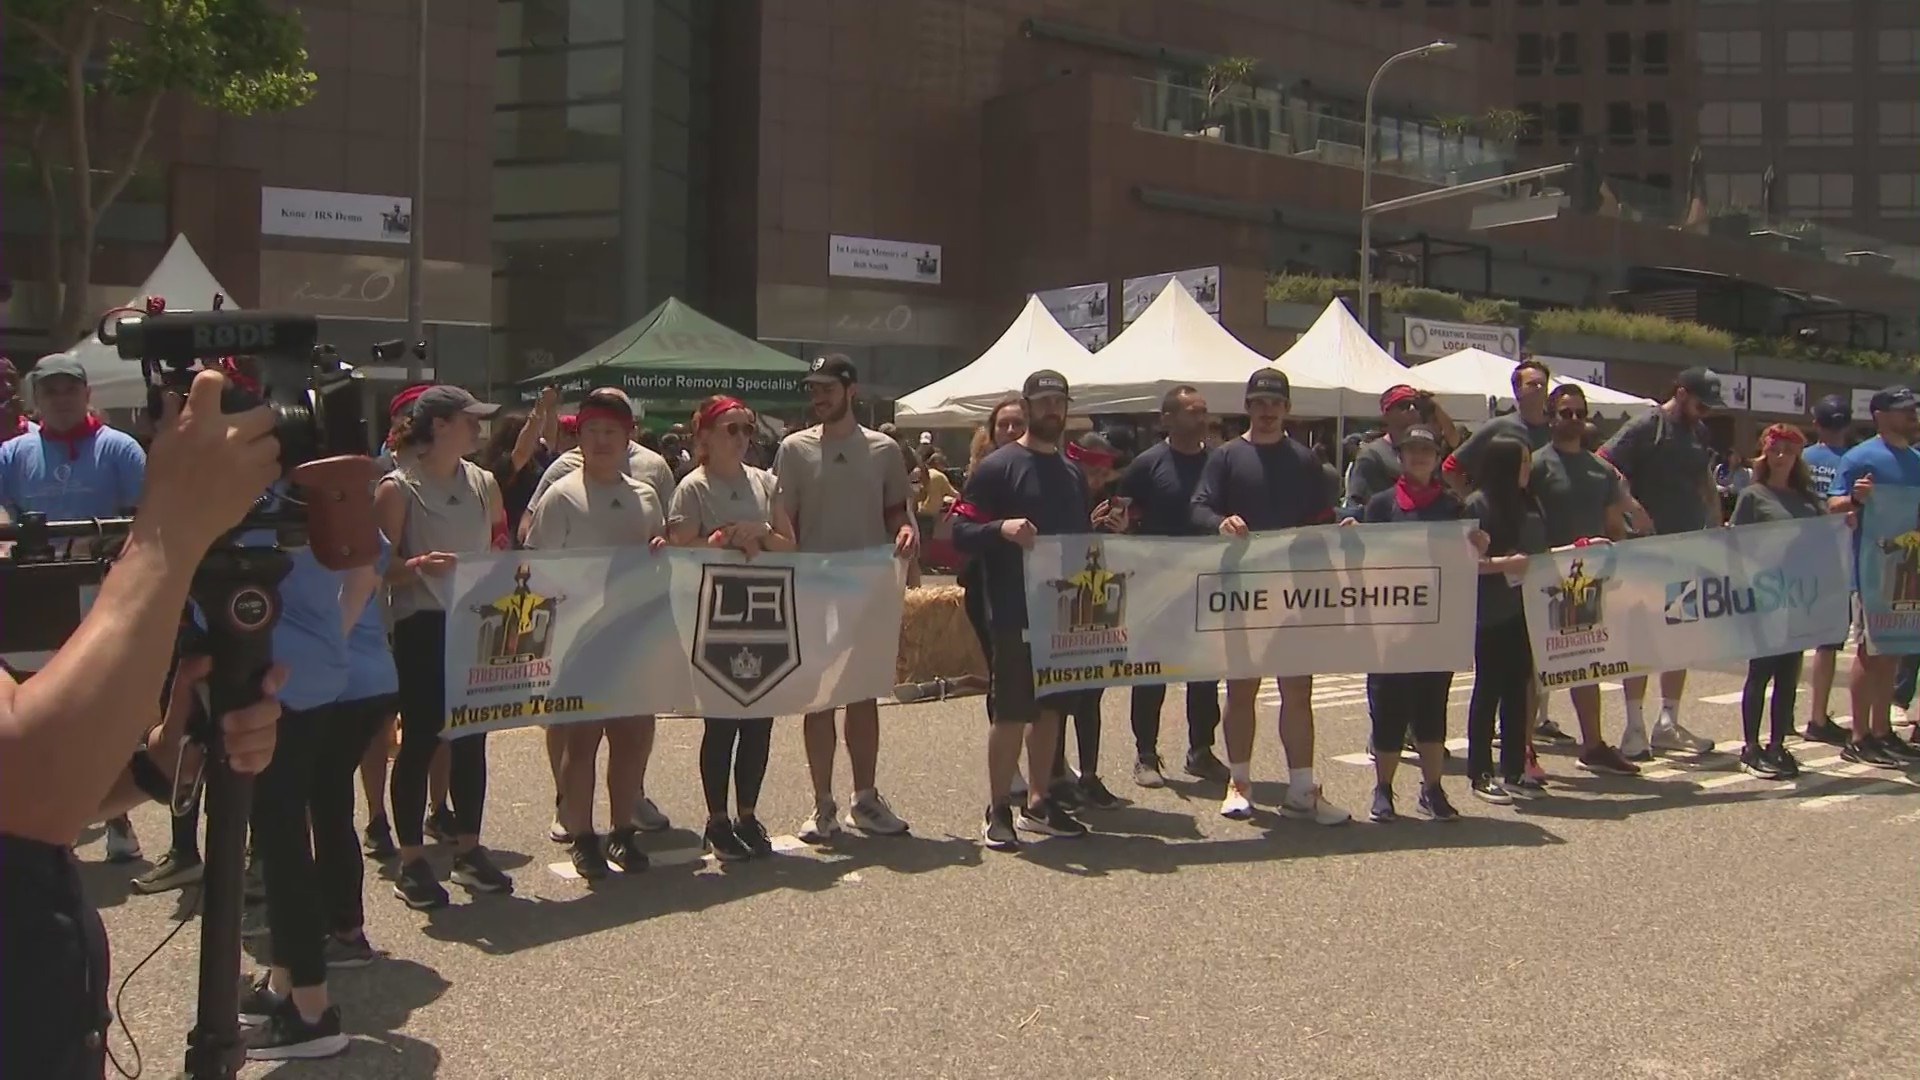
top-left (1045, 542), bottom-right (1131, 655)
top-left (470, 564), bottom-right (566, 681)
top-left (693, 565), bottom-right (801, 706)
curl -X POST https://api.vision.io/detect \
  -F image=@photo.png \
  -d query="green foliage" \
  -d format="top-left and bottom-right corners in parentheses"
top-left (1200, 56), bottom-right (1257, 118)
top-left (1527, 308), bottom-right (1735, 351)
top-left (1477, 108), bottom-right (1531, 145)
top-left (1461, 296), bottom-right (1524, 326)
top-left (1737, 335), bottom-right (1915, 374)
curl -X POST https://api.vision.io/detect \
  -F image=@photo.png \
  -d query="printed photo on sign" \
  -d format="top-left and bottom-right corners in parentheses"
top-left (451, 564), bottom-right (589, 730)
top-left (1859, 486), bottom-right (1920, 653)
top-left (691, 564), bottom-right (801, 707)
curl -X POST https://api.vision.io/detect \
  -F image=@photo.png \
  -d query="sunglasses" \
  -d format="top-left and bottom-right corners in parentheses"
top-left (1388, 400), bottom-right (1421, 412)
top-left (718, 422), bottom-right (754, 437)
top-left (1556, 407), bottom-right (1589, 420)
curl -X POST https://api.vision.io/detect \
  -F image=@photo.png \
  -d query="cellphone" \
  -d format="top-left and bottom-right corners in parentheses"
top-left (1109, 496), bottom-right (1133, 512)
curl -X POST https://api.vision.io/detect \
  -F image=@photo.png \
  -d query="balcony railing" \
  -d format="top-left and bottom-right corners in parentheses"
top-left (1133, 79), bottom-right (1516, 188)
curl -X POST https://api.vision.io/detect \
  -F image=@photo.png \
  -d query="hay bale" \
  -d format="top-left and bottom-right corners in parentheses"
top-left (898, 584), bottom-right (987, 684)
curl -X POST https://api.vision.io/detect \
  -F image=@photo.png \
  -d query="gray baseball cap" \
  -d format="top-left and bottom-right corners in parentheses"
top-left (29, 356), bottom-right (87, 385)
top-left (413, 385), bottom-right (499, 420)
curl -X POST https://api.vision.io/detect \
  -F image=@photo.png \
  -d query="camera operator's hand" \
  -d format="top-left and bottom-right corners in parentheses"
top-left (146, 656), bottom-right (289, 780)
top-left (143, 370), bottom-right (280, 552)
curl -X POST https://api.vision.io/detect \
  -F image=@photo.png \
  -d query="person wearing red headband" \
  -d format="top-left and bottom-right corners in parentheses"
top-left (524, 388), bottom-right (670, 878)
top-left (772, 356), bottom-right (918, 843)
top-left (1346, 384), bottom-right (1448, 510)
top-left (667, 395), bottom-right (797, 861)
top-left (1043, 431), bottom-right (1129, 812)
top-left (523, 390), bottom-right (673, 550)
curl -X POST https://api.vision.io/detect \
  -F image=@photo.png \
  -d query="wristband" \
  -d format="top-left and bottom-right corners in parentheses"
top-left (127, 749), bottom-right (173, 804)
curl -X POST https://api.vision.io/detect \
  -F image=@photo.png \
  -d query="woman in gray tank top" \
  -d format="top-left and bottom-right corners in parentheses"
top-left (372, 385), bottom-right (516, 909)
top-left (666, 396), bottom-right (797, 862)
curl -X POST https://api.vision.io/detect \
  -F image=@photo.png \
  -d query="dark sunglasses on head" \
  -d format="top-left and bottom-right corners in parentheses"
top-left (1557, 407), bottom-right (1589, 420)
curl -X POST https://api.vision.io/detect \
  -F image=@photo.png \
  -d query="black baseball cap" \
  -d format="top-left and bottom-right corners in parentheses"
top-left (1245, 368), bottom-right (1291, 402)
top-left (805, 355), bottom-right (857, 387)
top-left (1813, 393), bottom-right (1852, 430)
top-left (1870, 386), bottom-right (1918, 413)
top-left (413, 385), bottom-right (500, 420)
top-left (1023, 369), bottom-right (1070, 399)
top-left (1675, 367), bottom-right (1726, 409)
top-left (1399, 426), bottom-right (1439, 448)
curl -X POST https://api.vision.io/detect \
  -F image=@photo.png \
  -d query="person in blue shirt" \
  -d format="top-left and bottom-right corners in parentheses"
top-left (1827, 386), bottom-right (1920, 769)
top-left (1801, 394), bottom-right (1855, 743)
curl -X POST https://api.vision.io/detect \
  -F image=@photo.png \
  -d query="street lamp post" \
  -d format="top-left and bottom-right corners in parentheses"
top-left (1358, 40), bottom-right (1457, 340)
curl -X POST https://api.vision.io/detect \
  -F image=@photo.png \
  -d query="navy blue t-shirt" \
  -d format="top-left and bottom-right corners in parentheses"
top-left (950, 441), bottom-right (1089, 631)
top-left (1119, 440), bottom-right (1211, 537)
top-left (1191, 437), bottom-right (1335, 533)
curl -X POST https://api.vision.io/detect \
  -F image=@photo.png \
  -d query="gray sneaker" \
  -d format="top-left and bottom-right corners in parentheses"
top-left (1133, 755), bottom-right (1167, 789)
top-left (1651, 715), bottom-right (1715, 754)
top-left (846, 792), bottom-right (910, 835)
top-left (798, 798), bottom-right (842, 843)
top-left (632, 796), bottom-right (671, 833)
top-left (323, 933), bottom-right (377, 969)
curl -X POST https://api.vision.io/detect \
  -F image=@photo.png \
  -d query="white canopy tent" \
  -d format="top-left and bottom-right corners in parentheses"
top-left (1272, 299), bottom-right (1486, 421)
top-left (1415, 347), bottom-right (1657, 419)
top-left (895, 296), bottom-right (1092, 428)
top-left (1061, 280), bottom-right (1287, 415)
top-left (32, 233), bottom-right (240, 412)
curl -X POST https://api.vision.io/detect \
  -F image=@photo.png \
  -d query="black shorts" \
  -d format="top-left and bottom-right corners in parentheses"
top-left (988, 626), bottom-right (1075, 726)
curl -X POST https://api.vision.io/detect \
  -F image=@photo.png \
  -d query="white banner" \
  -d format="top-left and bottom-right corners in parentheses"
top-left (443, 548), bottom-right (906, 736)
top-left (261, 186), bottom-right (412, 244)
top-left (1536, 354), bottom-right (1608, 387)
top-left (828, 235), bottom-right (942, 285)
top-left (1404, 317), bottom-right (1522, 361)
top-left (1749, 375), bottom-right (1807, 415)
top-left (1022, 525), bottom-right (1479, 693)
top-left (1523, 517), bottom-right (1852, 691)
top-left (1122, 266), bottom-right (1219, 324)
top-left (1853, 388), bottom-right (1878, 418)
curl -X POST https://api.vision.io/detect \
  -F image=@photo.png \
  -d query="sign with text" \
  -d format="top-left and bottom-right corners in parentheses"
top-left (1748, 376), bottom-right (1808, 415)
top-left (1036, 282), bottom-right (1110, 344)
top-left (518, 367), bottom-right (807, 403)
top-left (1404, 317), bottom-right (1522, 361)
top-left (1121, 267), bottom-right (1219, 325)
top-left (261, 187), bottom-right (412, 244)
top-left (259, 250), bottom-right (490, 324)
top-left (1020, 524), bottom-right (1477, 693)
top-left (828, 235), bottom-right (942, 285)
top-left (1857, 486), bottom-right (1920, 654)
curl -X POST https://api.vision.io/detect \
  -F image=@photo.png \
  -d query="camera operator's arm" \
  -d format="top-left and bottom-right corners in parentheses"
top-left (0, 372), bottom-right (280, 845)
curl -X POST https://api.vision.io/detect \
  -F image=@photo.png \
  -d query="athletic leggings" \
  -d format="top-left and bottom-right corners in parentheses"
top-left (1466, 617), bottom-right (1532, 782)
top-left (1367, 672), bottom-right (1452, 754)
top-left (390, 612), bottom-right (490, 847)
top-left (249, 704), bottom-right (336, 987)
top-left (1051, 690), bottom-right (1104, 779)
top-left (316, 696), bottom-right (394, 934)
top-left (1129, 681), bottom-right (1222, 759)
top-left (700, 718), bottom-right (773, 818)
top-left (1742, 652), bottom-right (1804, 749)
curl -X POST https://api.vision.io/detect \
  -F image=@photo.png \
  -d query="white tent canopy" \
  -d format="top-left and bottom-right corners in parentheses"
top-left (1415, 347), bottom-right (1657, 419)
top-left (895, 295), bottom-right (1092, 427)
top-left (1061, 280), bottom-right (1279, 415)
top-left (1272, 299), bottom-right (1486, 421)
top-left (35, 233), bottom-right (238, 412)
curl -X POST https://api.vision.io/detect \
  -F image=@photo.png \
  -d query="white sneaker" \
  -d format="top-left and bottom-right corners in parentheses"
top-left (632, 796), bottom-right (671, 833)
top-left (846, 792), bottom-right (910, 835)
top-left (1619, 721), bottom-right (1652, 761)
top-left (105, 818), bottom-right (142, 863)
top-left (1651, 712), bottom-right (1714, 754)
top-left (798, 798), bottom-right (842, 843)
top-left (1219, 782), bottom-right (1253, 820)
top-left (1279, 785), bottom-right (1351, 826)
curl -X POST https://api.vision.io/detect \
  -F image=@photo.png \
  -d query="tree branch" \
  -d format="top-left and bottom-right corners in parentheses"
top-left (7, 13), bottom-right (65, 50)
top-left (92, 91), bottom-right (161, 219)
top-left (31, 116), bottom-right (66, 325)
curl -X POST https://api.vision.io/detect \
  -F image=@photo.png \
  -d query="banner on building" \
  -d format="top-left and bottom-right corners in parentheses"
top-left (1021, 524), bottom-right (1479, 693)
top-left (442, 548), bottom-right (906, 736)
top-left (1748, 376), bottom-right (1807, 415)
top-left (261, 187), bottom-right (412, 244)
top-left (1121, 267), bottom-right (1219, 325)
top-left (828, 235), bottom-right (942, 285)
top-left (1852, 388), bottom-right (1878, 419)
top-left (1523, 517), bottom-right (1852, 689)
top-left (1036, 282), bottom-right (1110, 350)
top-left (1722, 374), bottom-right (1753, 411)
top-left (1856, 486), bottom-right (1920, 654)
top-left (1535, 355), bottom-right (1608, 387)
top-left (1403, 317), bottom-right (1522, 361)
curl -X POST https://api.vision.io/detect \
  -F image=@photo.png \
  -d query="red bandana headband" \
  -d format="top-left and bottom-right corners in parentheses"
top-left (1065, 441), bottom-right (1115, 469)
top-left (695, 396), bottom-right (749, 432)
top-left (576, 402), bottom-right (633, 429)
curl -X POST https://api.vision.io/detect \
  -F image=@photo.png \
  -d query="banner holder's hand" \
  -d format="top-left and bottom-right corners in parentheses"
top-left (1000, 518), bottom-right (1037, 550)
top-left (1219, 515), bottom-right (1248, 539)
top-left (894, 523), bottom-right (919, 560)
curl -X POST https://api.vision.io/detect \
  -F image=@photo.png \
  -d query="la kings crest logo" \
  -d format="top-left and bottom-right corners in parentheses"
top-left (692, 564), bottom-right (801, 706)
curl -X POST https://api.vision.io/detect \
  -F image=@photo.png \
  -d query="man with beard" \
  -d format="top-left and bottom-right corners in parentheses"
top-left (1600, 368), bottom-right (1727, 760)
top-left (1192, 369), bottom-right (1350, 826)
top-left (773, 356), bottom-right (918, 842)
top-left (1119, 385), bottom-right (1228, 787)
top-left (951, 369), bottom-right (1107, 850)
top-left (1444, 358), bottom-right (1554, 493)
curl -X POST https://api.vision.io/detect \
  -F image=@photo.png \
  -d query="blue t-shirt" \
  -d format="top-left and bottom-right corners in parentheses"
top-left (0, 425), bottom-right (145, 519)
top-left (342, 539), bottom-right (397, 702)
top-left (1832, 435), bottom-right (1920, 589)
top-left (1802, 441), bottom-right (1846, 501)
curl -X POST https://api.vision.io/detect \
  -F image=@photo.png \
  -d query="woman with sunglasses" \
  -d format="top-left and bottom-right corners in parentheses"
top-left (1731, 424), bottom-right (1829, 780)
top-left (667, 396), bottom-right (797, 860)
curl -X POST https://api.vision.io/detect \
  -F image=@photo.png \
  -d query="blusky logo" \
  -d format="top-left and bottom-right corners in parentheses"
top-left (1663, 570), bottom-right (1818, 626)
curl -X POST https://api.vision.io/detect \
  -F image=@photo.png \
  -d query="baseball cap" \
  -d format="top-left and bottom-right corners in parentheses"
top-left (805, 354), bottom-right (857, 387)
top-left (1399, 426), bottom-right (1439, 448)
top-left (1245, 368), bottom-right (1291, 402)
top-left (412, 385), bottom-right (500, 421)
top-left (1870, 386), bottom-right (1918, 413)
top-left (1380, 384), bottom-right (1421, 412)
top-left (1675, 367), bottom-right (1726, 409)
top-left (1812, 393), bottom-right (1851, 430)
top-left (1022, 369), bottom-right (1070, 399)
top-left (30, 356), bottom-right (87, 385)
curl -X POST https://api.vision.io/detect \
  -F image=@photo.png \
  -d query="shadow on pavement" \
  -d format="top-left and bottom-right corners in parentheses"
top-left (1516, 767), bottom-right (1918, 821)
top-left (257, 956), bottom-right (449, 1080)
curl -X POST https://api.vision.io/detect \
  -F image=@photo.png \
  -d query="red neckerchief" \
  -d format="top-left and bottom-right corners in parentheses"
top-left (0, 410), bottom-right (27, 443)
top-left (1394, 474), bottom-right (1445, 513)
top-left (40, 413), bottom-right (103, 458)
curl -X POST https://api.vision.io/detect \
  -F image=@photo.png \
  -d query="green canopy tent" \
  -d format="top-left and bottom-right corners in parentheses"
top-left (518, 297), bottom-right (809, 405)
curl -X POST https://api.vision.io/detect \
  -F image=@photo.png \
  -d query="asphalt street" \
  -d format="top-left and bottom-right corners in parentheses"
top-left (86, 659), bottom-right (1917, 1080)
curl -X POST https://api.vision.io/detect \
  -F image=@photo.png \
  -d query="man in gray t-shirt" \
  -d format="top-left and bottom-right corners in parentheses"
top-left (772, 356), bottom-right (918, 843)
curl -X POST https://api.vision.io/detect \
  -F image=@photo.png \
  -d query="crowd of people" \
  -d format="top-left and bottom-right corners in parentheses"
top-left (7, 347), bottom-right (1920, 1064)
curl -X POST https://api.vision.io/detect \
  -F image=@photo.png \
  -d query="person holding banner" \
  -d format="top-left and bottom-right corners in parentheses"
top-left (949, 370), bottom-right (1099, 851)
top-left (1192, 368), bottom-right (1350, 826)
top-left (1047, 430), bottom-right (1127, 811)
top-left (667, 395), bottom-right (798, 861)
top-left (377, 385), bottom-right (518, 909)
top-left (1829, 387), bottom-right (1920, 769)
top-left (1359, 426), bottom-right (1466, 822)
top-left (523, 388), bottom-right (670, 879)
top-left (1800, 394), bottom-right (1855, 745)
top-left (773, 356), bottom-right (917, 844)
top-left (1461, 436), bottom-right (1550, 803)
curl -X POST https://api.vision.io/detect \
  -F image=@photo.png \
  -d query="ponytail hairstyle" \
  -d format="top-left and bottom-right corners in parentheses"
top-left (385, 382), bottom-right (433, 451)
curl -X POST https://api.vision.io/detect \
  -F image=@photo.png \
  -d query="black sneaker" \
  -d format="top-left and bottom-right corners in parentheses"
top-left (323, 932), bottom-right (377, 969)
top-left (734, 816), bottom-right (775, 858)
top-left (130, 849), bottom-right (203, 894)
top-left (1075, 774), bottom-right (1122, 810)
top-left (1766, 743), bottom-right (1802, 780)
top-left (244, 995), bottom-right (349, 1061)
top-left (981, 804), bottom-right (1020, 851)
top-left (704, 817), bottom-right (752, 862)
top-left (1880, 732), bottom-right (1920, 762)
top-left (605, 826), bottom-right (649, 873)
top-left (1741, 744), bottom-right (1785, 780)
top-left (1185, 747), bottom-right (1231, 782)
top-left (391, 857), bottom-right (449, 910)
top-left (425, 806), bottom-right (458, 844)
top-left (1503, 774), bottom-right (1547, 800)
top-left (568, 832), bottom-right (610, 881)
top-left (237, 972), bottom-right (281, 1024)
top-left (1803, 716), bottom-right (1849, 745)
top-left (451, 847), bottom-right (514, 894)
top-left (1842, 738), bottom-right (1903, 769)
top-left (1534, 718), bottom-right (1575, 745)
top-left (361, 818), bottom-right (397, 861)
top-left (1417, 783), bottom-right (1461, 822)
top-left (1046, 778), bottom-right (1083, 812)
top-left (1017, 798), bottom-right (1089, 838)
top-left (1368, 785), bottom-right (1396, 823)
top-left (1471, 776), bottom-right (1514, 805)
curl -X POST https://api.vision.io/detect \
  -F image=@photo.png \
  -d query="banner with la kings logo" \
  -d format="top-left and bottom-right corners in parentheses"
top-left (441, 548), bottom-right (906, 736)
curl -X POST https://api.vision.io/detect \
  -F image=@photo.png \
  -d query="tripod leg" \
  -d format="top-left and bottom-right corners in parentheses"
top-left (182, 764), bottom-right (252, 1079)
